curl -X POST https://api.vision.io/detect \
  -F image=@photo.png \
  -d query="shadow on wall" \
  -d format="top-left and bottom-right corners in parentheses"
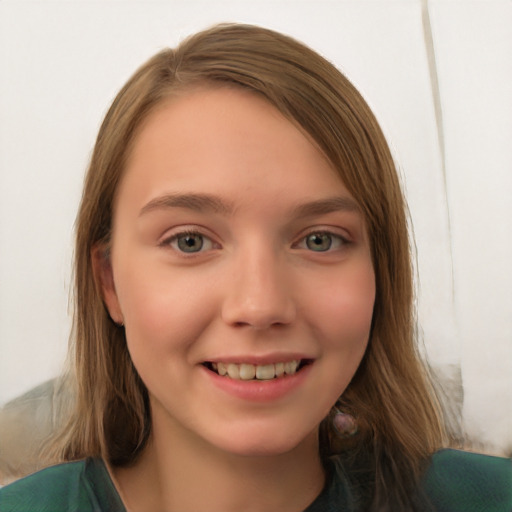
top-left (0, 379), bottom-right (73, 486)
top-left (0, 367), bottom-right (504, 487)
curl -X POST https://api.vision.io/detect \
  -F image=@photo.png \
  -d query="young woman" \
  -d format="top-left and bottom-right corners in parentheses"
top-left (0, 23), bottom-right (510, 512)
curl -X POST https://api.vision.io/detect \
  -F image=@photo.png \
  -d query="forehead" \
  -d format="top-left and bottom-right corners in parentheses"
top-left (116, 86), bottom-right (354, 213)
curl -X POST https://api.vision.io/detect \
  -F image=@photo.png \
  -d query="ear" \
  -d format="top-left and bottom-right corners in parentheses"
top-left (91, 244), bottom-right (124, 325)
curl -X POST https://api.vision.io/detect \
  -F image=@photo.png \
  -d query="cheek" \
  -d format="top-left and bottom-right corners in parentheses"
top-left (320, 268), bottom-right (375, 401)
top-left (312, 263), bottom-right (375, 348)
top-left (113, 261), bottom-right (219, 361)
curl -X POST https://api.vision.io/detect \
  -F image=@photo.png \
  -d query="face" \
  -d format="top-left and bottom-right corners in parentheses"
top-left (99, 87), bottom-right (375, 457)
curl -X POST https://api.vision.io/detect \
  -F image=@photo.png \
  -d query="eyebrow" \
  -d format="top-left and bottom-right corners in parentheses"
top-left (139, 193), bottom-right (360, 218)
top-left (292, 196), bottom-right (360, 218)
top-left (139, 193), bottom-right (235, 216)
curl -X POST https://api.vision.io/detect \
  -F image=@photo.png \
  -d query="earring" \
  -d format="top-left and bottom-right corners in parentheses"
top-left (333, 409), bottom-right (358, 437)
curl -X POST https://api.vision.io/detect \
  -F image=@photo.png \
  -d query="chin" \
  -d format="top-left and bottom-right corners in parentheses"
top-left (210, 423), bottom-right (319, 458)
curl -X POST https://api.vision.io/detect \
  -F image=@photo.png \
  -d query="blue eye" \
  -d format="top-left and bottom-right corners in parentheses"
top-left (299, 231), bottom-right (347, 252)
top-left (165, 231), bottom-right (215, 253)
top-left (306, 233), bottom-right (332, 251)
top-left (176, 233), bottom-right (204, 252)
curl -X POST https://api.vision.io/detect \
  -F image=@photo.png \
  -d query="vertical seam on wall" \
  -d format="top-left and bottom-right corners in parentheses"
top-left (421, 1), bottom-right (464, 443)
top-left (421, 0), bottom-right (455, 305)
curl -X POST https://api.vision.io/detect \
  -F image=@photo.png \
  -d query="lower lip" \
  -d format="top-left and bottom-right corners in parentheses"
top-left (201, 363), bottom-right (313, 403)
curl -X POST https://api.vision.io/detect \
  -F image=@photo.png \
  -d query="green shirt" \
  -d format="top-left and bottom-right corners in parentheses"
top-left (0, 449), bottom-right (510, 511)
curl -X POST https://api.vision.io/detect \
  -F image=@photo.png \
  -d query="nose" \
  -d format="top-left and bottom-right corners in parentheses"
top-left (221, 245), bottom-right (296, 330)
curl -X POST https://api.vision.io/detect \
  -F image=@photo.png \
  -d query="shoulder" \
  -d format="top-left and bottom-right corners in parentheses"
top-left (0, 459), bottom-right (88, 511)
top-left (423, 449), bottom-right (512, 512)
top-left (0, 458), bottom-right (125, 512)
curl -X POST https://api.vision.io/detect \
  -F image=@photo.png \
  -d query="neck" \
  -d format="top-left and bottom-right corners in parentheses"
top-left (112, 415), bottom-right (326, 512)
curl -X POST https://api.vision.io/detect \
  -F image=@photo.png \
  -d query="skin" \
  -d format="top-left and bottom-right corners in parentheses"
top-left (96, 86), bottom-right (376, 512)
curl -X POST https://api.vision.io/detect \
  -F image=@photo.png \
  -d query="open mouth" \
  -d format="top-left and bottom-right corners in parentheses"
top-left (202, 359), bottom-right (312, 381)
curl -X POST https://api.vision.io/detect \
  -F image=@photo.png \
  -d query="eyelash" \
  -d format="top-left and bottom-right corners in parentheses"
top-left (160, 228), bottom-right (350, 255)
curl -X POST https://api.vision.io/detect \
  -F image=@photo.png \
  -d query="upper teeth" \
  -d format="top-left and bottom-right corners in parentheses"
top-left (212, 360), bottom-right (300, 380)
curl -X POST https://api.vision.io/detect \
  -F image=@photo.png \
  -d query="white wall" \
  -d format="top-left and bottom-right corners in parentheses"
top-left (0, 0), bottom-right (510, 455)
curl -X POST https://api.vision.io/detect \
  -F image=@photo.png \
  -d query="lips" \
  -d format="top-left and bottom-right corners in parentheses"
top-left (203, 359), bottom-right (311, 381)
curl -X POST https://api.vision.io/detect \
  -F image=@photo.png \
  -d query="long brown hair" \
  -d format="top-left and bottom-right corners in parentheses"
top-left (52, 23), bottom-right (446, 510)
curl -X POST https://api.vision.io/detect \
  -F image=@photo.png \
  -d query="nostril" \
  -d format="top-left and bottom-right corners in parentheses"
top-left (221, 285), bottom-right (296, 330)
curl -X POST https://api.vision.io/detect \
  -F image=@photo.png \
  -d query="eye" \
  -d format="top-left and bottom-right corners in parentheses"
top-left (163, 231), bottom-right (215, 253)
top-left (297, 231), bottom-right (348, 252)
top-left (176, 233), bottom-right (205, 253)
top-left (306, 233), bottom-right (332, 251)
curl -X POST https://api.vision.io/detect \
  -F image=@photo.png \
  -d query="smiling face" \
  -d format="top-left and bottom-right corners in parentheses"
top-left (98, 86), bottom-right (376, 457)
